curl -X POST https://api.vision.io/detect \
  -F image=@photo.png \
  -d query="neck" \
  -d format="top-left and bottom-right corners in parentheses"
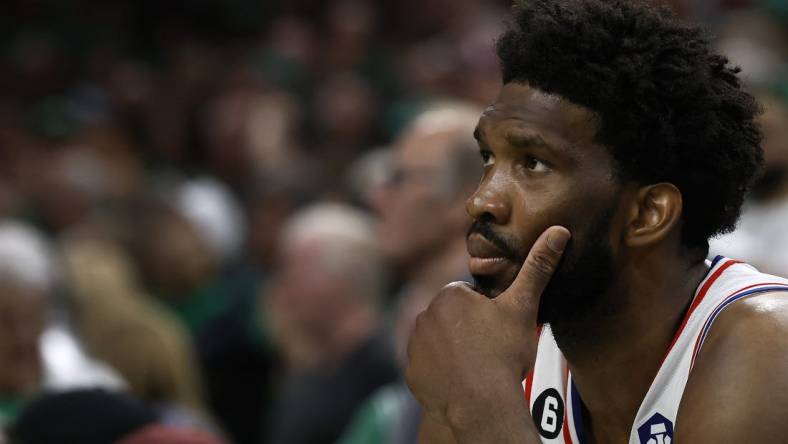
top-left (408, 237), bottom-right (469, 291)
top-left (553, 247), bottom-right (708, 439)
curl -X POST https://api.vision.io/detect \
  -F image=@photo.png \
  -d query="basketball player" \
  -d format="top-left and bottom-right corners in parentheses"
top-left (405, 1), bottom-right (788, 443)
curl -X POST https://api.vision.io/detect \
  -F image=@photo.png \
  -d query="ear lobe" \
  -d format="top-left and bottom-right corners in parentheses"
top-left (625, 183), bottom-right (683, 247)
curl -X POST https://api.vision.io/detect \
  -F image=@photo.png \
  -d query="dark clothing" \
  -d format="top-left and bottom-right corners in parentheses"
top-left (10, 389), bottom-right (156, 444)
top-left (193, 267), bottom-right (277, 444)
top-left (267, 330), bottom-right (400, 444)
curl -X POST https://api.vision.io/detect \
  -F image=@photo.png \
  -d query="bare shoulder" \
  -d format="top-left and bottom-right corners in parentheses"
top-left (703, 289), bottom-right (788, 338)
top-left (677, 291), bottom-right (788, 442)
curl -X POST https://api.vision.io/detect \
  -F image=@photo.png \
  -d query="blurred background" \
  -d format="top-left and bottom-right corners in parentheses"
top-left (0, 0), bottom-right (785, 443)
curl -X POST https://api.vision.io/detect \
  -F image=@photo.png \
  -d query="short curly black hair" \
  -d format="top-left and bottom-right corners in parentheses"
top-left (496, 0), bottom-right (763, 249)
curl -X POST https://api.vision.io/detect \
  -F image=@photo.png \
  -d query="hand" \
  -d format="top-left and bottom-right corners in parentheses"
top-left (405, 226), bottom-right (570, 434)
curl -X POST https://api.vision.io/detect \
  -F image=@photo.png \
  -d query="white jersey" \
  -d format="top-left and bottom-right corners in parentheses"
top-left (524, 256), bottom-right (788, 444)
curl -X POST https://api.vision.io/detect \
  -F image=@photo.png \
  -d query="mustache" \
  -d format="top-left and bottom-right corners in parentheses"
top-left (466, 220), bottom-right (520, 261)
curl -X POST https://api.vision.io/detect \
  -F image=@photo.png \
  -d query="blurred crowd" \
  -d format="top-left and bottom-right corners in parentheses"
top-left (0, 0), bottom-right (785, 443)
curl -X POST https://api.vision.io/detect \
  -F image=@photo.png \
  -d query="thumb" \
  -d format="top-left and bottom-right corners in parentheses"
top-left (495, 226), bottom-right (571, 320)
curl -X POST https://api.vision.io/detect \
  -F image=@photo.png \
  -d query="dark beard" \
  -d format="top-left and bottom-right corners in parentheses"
top-left (471, 206), bottom-right (619, 349)
top-left (537, 208), bottom-right (617, 326)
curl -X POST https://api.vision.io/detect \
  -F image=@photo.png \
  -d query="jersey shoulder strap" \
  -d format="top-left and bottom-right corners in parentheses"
top-left (525, 257), bottom-right (788, 444)
top-left (631, 257), bottom-right (788, 443)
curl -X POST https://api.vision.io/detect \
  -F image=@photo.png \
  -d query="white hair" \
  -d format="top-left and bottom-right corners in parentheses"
top-left (173, 176), bottom-right (246, 262)
top-left (0, 220), bottom-right (56, 294)
top-left (282, 203), bottom-right (385, 302)
top-left (409, 102), bottom-right (482, 136)
top-left (408, 102), bottom-right (484, 196)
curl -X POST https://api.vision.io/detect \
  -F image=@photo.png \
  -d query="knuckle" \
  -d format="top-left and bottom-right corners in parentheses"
top-left (432, 288), bottom-right (459, 309)
top-left (432, 286), bottom-right (467, 312)
top-left (428, 281), bottom-right (477, 317)
top-left (430, 292), bottom-right (450, 311)
top-left (441, 281), bottom-right (473, 294)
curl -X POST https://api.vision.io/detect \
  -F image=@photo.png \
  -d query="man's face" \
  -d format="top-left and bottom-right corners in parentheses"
top-left (273, 240), bottom-right (347, 332)
top-left (143, 212), bottom-right (216, 298)
top-left (467, 83), bottom-right (623, 324)
top-left (375, 129), bottom-right (461, 266)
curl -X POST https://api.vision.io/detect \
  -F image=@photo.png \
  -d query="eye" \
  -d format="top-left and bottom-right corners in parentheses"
top-left (480, 150), bottom-right (495, 167)
top-left (525, 155), bottom-right (550, 173)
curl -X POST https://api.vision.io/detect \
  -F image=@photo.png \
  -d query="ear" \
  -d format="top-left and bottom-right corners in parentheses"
top-left (624, 183), bottom-right (683, 247)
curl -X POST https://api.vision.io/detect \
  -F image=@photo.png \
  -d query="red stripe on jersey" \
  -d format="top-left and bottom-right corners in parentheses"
top-left (562, 367), bottom-right (574, 444)
top-left (525, 371), bottom-right (534, 406)
top-left (562, 419), bottom-right (574, 444)
top-left (525, 326), bottom-right (544, 406)
top-left (658, 259), bottom-right (739, 367)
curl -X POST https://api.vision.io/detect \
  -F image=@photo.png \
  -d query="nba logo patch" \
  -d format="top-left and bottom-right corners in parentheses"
top-left (637, 412), bottom-right (673, 444)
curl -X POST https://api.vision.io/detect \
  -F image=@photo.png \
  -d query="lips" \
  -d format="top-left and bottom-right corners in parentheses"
top-left (467, 233), bottom-right (514, 276)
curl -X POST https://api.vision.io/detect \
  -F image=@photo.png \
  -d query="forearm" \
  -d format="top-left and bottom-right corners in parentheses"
top-left (447, 394), bottom-right (541, 444)
top-left (420, 385), bottom-right (542, 444)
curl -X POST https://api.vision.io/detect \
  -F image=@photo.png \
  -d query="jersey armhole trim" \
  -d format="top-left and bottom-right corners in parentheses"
top-left (689, 283), bottom-right (788, 372)
top-left (658, 259), bottom-right (740, 368)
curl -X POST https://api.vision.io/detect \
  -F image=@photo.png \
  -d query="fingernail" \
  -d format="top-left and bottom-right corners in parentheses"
top-left (547, 230), bottom-right (570, 253)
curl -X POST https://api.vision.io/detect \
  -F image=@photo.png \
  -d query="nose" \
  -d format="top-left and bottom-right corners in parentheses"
top-left (465, 180), bottom-right (511, 225)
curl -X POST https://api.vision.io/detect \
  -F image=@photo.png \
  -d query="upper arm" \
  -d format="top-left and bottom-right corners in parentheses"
top-left (676, 291), bottom-right (788, 443)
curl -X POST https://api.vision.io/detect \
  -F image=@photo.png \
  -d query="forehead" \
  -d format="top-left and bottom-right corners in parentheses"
top-left (477, 83), bottom-right (600, 151)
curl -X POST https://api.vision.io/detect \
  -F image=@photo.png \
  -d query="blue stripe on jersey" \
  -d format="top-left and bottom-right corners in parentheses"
top-left (697, 286), bottom-right (788, 351)
top-left (571, 379), bottom-right (589, 444)
top-left (710, 255), bottom-right (725, 269)
top-left (698, 256), bottom-right (726, 288)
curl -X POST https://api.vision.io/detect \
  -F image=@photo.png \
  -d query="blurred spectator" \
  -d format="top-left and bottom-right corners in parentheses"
top-left (710, 93), bottom-right (788, 274)
top-left (202, 86), bottom-right (308, 193)
top-left (10, 389), bottom-right (156, 444)
top-left (117, 424), bottom-right (227, 444)
top-left (173, 177), bottom-right (247, 265)
top-left (124, 184), bottom-right (275, 444)
top-left (339, 103), bottom-right (481, 444)
top-left (371, 104), bottom-right (481, 295)
top-left (244, 179), bottom-right (308, 274)
top-left (0, 221), bottom-right (123, 431)
top-left (9, 388), bottom-right (227, 444)
top-left (0, 0), bottom-right (784, 442)
top-left (312, 72), bottom-right (383, 181)
top-left (265, 203), bottom-right (398, 444)
top-left (345, 146), bottom-right (394, 208)
top-left (59, 234), bottom-right (209, 420)
top-left (714, 10), bottom-right (788, 88)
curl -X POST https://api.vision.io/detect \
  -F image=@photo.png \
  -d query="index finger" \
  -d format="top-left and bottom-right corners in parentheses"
top-left (495, 226), bottom-right (571, 317)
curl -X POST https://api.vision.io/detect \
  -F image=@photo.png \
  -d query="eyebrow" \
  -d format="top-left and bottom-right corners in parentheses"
top-left (503, 129), bottom-right (550, 149)
top-left (475, 125), bottom-right (566, 156)
top-left (473, 127), bottom-right (483, 142)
